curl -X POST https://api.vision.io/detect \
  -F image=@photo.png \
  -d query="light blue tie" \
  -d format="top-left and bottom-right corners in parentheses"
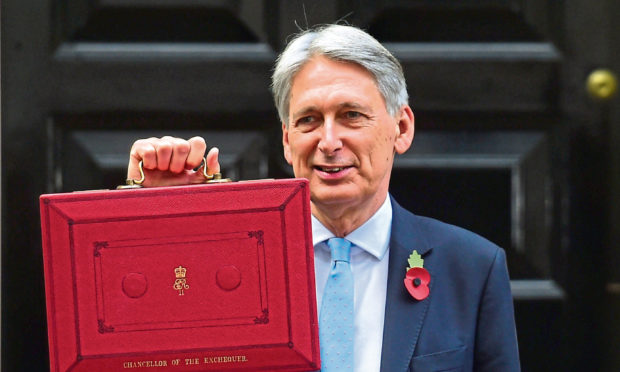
top-left (319, 238), bottom-right (354, 371)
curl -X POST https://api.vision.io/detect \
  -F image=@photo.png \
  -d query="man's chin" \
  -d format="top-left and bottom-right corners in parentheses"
top-left (309, 187), bottom-right (358, 207)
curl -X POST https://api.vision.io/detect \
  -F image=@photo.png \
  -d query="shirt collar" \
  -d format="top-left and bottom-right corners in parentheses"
top-left (311, 195), bottom-right (392, 260)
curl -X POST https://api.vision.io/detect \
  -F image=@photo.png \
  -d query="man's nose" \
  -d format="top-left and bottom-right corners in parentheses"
top-left (317, 119), bottom-right (343, 155)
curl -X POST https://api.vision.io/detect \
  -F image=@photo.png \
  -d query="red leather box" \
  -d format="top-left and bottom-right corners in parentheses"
top-left (39, 179), bottom-right (319, 371)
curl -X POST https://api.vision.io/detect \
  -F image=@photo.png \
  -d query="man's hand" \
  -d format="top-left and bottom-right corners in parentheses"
top-left (127, 136), bottom-right (220, 187)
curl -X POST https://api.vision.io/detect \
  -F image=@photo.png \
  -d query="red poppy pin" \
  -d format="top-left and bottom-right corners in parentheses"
top-left (404, 250), bottom-right (430, 301)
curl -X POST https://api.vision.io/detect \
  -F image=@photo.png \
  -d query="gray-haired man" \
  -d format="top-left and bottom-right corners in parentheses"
top-left (128, 24), bottom-right (520, 372)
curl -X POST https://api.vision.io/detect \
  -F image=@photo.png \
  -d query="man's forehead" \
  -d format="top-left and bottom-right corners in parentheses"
top-left (290, 56), bottom-right (380, 93)
top-left (295, 54), bottom-right (375, 80)
top-left (288, 56), bottom-right (386, 116)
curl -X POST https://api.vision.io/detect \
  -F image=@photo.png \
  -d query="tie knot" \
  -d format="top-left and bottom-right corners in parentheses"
top-left (327, 238), bottom-right (351, 263)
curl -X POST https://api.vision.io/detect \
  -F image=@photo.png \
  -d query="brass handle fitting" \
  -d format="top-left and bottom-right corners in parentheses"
top-left (117, 158), bottom-right (230, 190)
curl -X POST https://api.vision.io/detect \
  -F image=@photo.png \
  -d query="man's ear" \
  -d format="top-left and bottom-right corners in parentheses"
top-left (394, 105), bottom-right (415, 155)
top-left (282, 122), bottom-right (293, 165)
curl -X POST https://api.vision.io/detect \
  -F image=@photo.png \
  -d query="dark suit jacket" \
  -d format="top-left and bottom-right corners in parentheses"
top-left (380, 198), bottom-right (520, 372)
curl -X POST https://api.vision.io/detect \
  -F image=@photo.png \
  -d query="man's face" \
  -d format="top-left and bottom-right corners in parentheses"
top-left (282, 55), bottom-right (413, 217)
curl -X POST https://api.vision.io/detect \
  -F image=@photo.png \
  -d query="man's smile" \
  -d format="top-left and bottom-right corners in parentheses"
top-left (314, 165), bottom-right (352, 173)
top-left (313, 164), bottom-right (355, 179)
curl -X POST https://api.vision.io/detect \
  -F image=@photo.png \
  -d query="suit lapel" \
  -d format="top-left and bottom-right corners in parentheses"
top-left (380, 198), bottom-right (434, 372)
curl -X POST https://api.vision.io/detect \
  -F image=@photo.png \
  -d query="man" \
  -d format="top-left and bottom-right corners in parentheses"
top-left (127, 24), bottom-right (520, 371)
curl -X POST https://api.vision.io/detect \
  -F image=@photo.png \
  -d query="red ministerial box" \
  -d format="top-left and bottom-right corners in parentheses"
top-left (39, 179), bottom-right (319, 372)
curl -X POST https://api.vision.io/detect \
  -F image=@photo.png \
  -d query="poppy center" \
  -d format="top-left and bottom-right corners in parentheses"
top-left (413, 278), bottom-right (421, 287)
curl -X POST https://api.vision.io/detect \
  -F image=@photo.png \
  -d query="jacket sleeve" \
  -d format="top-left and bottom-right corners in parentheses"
top-left (474, 248), bottom-right (521, 372)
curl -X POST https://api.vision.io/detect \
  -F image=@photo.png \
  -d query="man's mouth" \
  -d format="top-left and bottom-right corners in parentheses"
top-left (314, 166), bottom-right (351, 173)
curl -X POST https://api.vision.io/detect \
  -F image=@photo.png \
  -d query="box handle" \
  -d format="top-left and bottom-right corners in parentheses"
top-left (117, 157), bottom-right (231, 189)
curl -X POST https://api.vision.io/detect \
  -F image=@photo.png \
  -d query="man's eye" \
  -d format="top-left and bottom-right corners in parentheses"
top-left (345, 111), bottom-right (363, 119)
top-left (297, 116), bottom-right (315, 125)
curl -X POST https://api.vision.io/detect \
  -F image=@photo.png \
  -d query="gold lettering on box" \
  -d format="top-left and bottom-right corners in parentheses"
top-left (122, 360), bottom-right (168, 368)
top-left (185, 358), bottom-right (200, 365)
top-left (173, 266), bottom-right (189, 295)
top-left (203, 355), bottom-right (248, 364)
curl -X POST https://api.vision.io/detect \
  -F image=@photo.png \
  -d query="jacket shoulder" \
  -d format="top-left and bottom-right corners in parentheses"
top-left (392, 200), bottom-right (502, 263)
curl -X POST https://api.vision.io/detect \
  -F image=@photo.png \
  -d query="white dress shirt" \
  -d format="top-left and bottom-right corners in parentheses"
top-left (312, 195), bottom-right (392, 372)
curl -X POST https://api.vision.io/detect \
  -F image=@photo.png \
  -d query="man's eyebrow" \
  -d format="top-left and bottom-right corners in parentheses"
top-left (337, 102), bottom-right (372, 112)
top-left (292, 102), bottom-right (373, 120)
top-left (292, 106), bottom-right (318, 120)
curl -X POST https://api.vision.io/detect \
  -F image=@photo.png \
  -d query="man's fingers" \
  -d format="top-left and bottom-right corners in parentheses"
top-left (128, 138), bottom-right (157, 179)
top-left (127, 155), bottom-right (142, 181)
top-left (155, 137), bottom-right (174, 171)
top-left (168, 137), bottom-right (191, 173)
top-left (139, 138), bottom-right (159, 170)
top-left (206, 147), bottom-right (221, 176)
top-left (127, 136), bottom-right (220, 187)
top-left (186, 136), bottom-right (207, 170)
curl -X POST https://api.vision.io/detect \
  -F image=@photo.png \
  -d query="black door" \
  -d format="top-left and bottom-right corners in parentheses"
top-left (3, 1), bottom-right (619, 370)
